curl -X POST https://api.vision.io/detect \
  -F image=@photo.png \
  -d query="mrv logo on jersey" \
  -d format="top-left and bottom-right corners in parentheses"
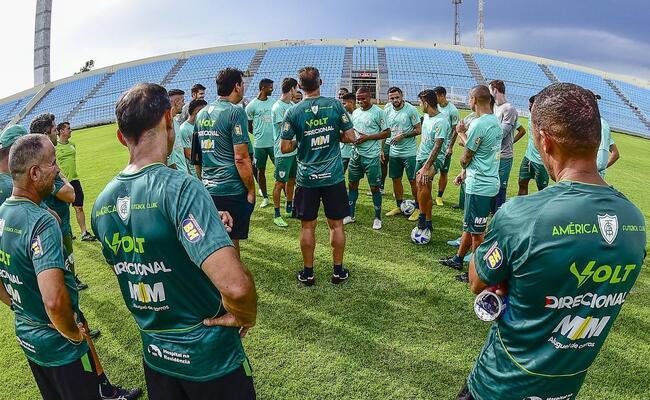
top-left (129, 281), bottom-right (166, 303)
top-left (551, 314), bottom-right (610, 341)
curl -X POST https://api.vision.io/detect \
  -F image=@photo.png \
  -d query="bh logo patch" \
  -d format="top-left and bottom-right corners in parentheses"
top-left (483, 242), bottom-right (503, 270)
top-left (182, 214), bottom-right (205, 243)
top-left (31, 236), bottom-right (43, 258)
top-left (597, 214), bottom-right (618, 245)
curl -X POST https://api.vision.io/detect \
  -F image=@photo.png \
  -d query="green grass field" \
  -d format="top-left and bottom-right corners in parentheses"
top-left (1, 118), bottom-right (649, 399)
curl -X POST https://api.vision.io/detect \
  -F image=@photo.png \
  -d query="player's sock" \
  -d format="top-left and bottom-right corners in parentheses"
top-left (286, 201), bottom-right (293, 214)
top-left (274, 208), bottom-right (281, 218)
top-left (349, 188), bottom-right (359, 218)
top-left (98, 373), bottom-right (114, 397)
top-left (414, 201), bottom-right (419, 210)
top-left (302, 266), bottom-right (313, 277)
top-left (426, 220), bottom-right (433, 230)
top-left (334, 264), bottom-right (344, 276)
top-left (396, 199), bottom-right (403, 207)
top-left (437, 190), bottom-right (444, 197)
top-left (452, 255), bottom-right (463, 264)
top-left (371, 191), bottom-right (382, 219)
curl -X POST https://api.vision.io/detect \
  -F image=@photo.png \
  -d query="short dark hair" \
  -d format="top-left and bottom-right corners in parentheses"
top-left (191, 83), bottom-right (206, 94)
top-left (8, 134), bottom-right (48, 179)
top-left (433, 86), bottom-right (447, 97)
top-left (532, 83), bottom-right (601, 150)
top-left (56, 122), bottom-right (70, 133)
top-left (188, 99), bottom-right (208, 116)
top-left (470, 85), bottom-right (492, 105)
top-left (338, 88), bottom-right (349, 93)
top-left (356, 87), bottom-right (371, 95)
top-left (298, 66), bottom-right (320, 92)
top-left (168, 88), bottom-right (185, 97)
top-left (421, 90), bottom-right (438, 108)
top-left (29, 113), bottom-right (55, 135)
top-left (341, 92), bottom-right (356, 102)
top-left (489, 80), bottom-right (506, 94)
top-left (259, 79), bottom-right (273, 90)
top-left (216, 68), bottom-right (244, 97)
top-left (387, 87), bottom-right (402, 95)
top-left (418, 90), bottom-right (431, 99)
top-left (295, 90), bottom-right (303, 96)
top-left (490, 95), bottom-right (496, 109)
top-left (281, 77), bottom-right (298, 94)
top-left (528, 95), bottom-right (536, 111)
top-left (115, 83), bottom-right (171, 144)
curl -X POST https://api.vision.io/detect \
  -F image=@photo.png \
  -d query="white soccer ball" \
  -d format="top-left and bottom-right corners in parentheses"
top-left (400, 200), bottom-right (416, 216)
top-left (411, 227), bottom-right (431, 245)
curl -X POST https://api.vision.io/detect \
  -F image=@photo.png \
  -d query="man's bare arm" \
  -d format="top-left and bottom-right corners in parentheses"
top-left (37, 269), bottom-right (83, 341)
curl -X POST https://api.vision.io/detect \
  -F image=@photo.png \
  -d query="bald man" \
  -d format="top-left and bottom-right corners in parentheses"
top-left (458, 82), bottom-right (646, 400)
top-left (440, 85), bottom-right (501, 282)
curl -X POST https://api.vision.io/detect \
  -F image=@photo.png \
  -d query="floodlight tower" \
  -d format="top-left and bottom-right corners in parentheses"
top-left (34, 0), bottom-right (52, 85)
top-left (477, 0), bottom-right (485, 48)
top-left (452, 0), bottom-right (462, 46)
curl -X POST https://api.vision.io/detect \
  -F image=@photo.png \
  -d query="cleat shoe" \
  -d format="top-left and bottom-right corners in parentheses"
top-left (89, 329), bottom-right (101, 339)
top-left (440, 256), bottom-right (464, 270)
top-left (75, 276), bottom-right (88, 291)
top-left (385, 207), bottom-right (402, 216)
top-left (259, 198), bottom-right (270, 208)
top-left (273, 217), bottom-right (288, 227)
top-left (435, 197), bottom-right (444, 206)
top-left (372, 218), bottom-right (382, 230)
top-left (447, 237), bottom-right (461, 248)
top-left (455, 273), bottom-right (469, 283)
top-left (101, 385), bottom-right (142, 400)
top-left (81, 232), bottom-right (97, 242)
top-left (296, 271), bottom-right (315, 286)
top-left (408, 209), bottom-right (421, 222)
top-left (464, 252), bottom-right (473, 263)
top-left (343, 216), bottom-right (356, 225)
top-left (331, 268), bottom-right (349, 284)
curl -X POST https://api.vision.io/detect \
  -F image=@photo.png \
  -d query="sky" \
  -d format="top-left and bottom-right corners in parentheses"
top-left (0, 0), bottom-right (648, 99)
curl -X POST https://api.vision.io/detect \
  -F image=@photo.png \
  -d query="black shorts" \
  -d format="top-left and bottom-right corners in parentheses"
top-left (70, 180), bottom-right (84, 207)
top-left (28, 350), bottom-right (100, 400)
top-left (293, 181), bottom-right (348, 221)
top-left (212, 193), bottom-right (254, 240)
top-left (144, 362), bottom-right (256, 400)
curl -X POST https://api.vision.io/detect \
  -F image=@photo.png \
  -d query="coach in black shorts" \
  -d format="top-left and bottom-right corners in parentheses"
top-left (280, 66), bottom-right (355, 286)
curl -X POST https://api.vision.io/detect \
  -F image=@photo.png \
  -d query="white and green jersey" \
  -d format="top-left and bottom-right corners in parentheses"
top-left (91, 163), bottom-right (246, 381)
top-left (352, 105), bottom-right (387, 158)
top-left (0, 198), bottom-right (88, 367)
top-left (417, 113), bottom-right (451, 163)
top-left (524, 119), bottom-right (543, 165)
top-left (383, 102), bottom-right (421, 157)
top-left (245, 97), bottom-right (274, 148)
top-left (437, 101), bottom-right (460, 129)
top-left (465, 114), bottom-right (502, 197)
top-left (468, 181), bottom-right (646, 400)
top-left (597, 118), bottom-right (613, 172)
top-left (271, 99), bottom-right (295, 158)
top-left (167, 118), bottom-right (188, 173)
top-left (179, 121), bottom-right (198, 178)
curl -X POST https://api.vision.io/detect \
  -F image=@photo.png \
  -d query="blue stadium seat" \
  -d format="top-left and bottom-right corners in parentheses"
top-left (353, 46), bottom-right (378, 70)
top-left (0, 95), bottom-right (34, 130)
top-left (613, 80), bottom-right (650, 119)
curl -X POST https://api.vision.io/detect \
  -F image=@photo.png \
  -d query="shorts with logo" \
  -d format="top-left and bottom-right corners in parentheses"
top-left (293, 181), bottom-right (348, 221)
top-left (389, 155), bottom-right (416, 180)
top-left (519, 156), bottom-right (549, 189)
top-left (28, 350), bottom-right (100, 400)
top-left (382, 143), bottom-right (390, 162)
top-left (348, 155), bottom-right (382, 187)
top-left (274, 156), bottom-right (297, 183)
top-left (498, 157), bottom-right (513, 190)
top-left (253, 147), bottom-right (274, 170)
top-left (70, 179), bottom-right (84, 207)
top-left (463, 193), bottom-right (493, 234)
top-left (211, 193), bottom-right (254, 240)
top-left (144, 361), bottom-right (255, 400)
top-left (440, 154), bottom-right (452, 174)
top-left (415, 158), bottom-right (444, 178)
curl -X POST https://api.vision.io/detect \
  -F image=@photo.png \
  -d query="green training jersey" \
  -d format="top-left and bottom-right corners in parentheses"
top-left (524, 119), bottom-right (543, 165)
top-left (465, 114), bottom-right (502, 197)
top-left (437, 101), bottom-right (460, 128)
top-left (469, 181), bottom-right (646, 400)
top-left (168, 118), bottom-right (189, 174)
top-left (597, 118), bottom-right (613, 172)
top-left (0, 198), bottom-right (88, 367)
top-left (281, 96), bottom-right (353, 188)
top-left (352, 105), bottom-right (387, 158)
top-left (417, 113), bottom-right (451, 164)
top-left (43, 176), bottom-right (72, 236)
top-left (383, 102), bottom-right (421, 158)
top-left (194, 99), bottom-right (251, 196)
top-left (246, 97), bottom-right (275, 148)
top-left (271, 99), bottom-right (296, 158)
top-left (0, 173), bottom-right (12, 205)
top-left (179, 121), bottom-right (198, 178)
top-left (55, 141), bottom-right (79, 181)
top-left (91, 163), bottom-right (246, 381)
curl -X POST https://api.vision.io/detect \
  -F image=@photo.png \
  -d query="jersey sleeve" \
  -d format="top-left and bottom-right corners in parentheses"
top-left (337, 101), bottom-right (354, 131)
top-left (230, 107), bottom-right (250, 146)
top-left (51, 175), bottom-right (65, 197)
top-left (466, 121), bottom-right (483, 152)
top-left (173, 178), bottom-right (234, 267)
top-left (450, 108), bottom-right (460, 126)
top-left (271, 104), bottom-right (283, 126)
top-left (378, 109), bottom-right (388, 131)
top-left (473, 200), bottom-right (530, 285)
top-left (433, 119), bottom-right (448, 141)
top-left (181, 124), bottom-right (192, 149)
top-left (245, 102), bottom-right (254, 121)
top-left (410, 106), bottom-right (421, 126)
top-left (31, 214), bottom-right (66, 275)
top-left (281, 107), bottom-right (297, 141)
